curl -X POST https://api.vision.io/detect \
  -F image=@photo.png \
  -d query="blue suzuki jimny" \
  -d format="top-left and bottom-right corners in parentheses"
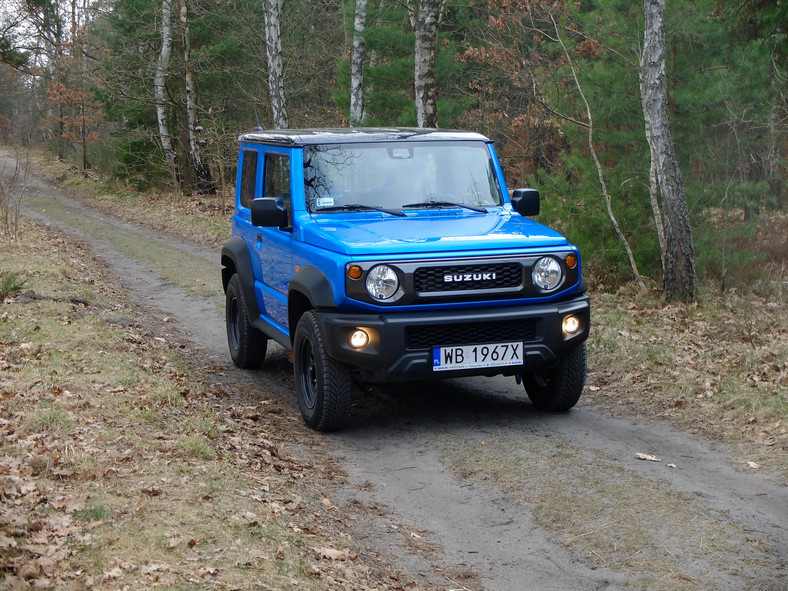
top-left (221, 128), bottom-right (589, 430)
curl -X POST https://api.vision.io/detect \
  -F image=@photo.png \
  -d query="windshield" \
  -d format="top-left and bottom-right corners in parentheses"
top-left (303, 141), bottom-right (502, 213)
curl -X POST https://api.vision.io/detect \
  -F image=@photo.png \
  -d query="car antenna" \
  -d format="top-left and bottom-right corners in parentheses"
top-left (253, 106), bottom-right (263, 131)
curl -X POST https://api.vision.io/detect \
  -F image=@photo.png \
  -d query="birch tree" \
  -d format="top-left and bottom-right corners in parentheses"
top-left (641, 0), bottom-right (696, 301)
top-left (349, 0), bottom-right (366, 126)
top-left (410, 0), bottom-right (441, 128)
top-left (177, 0), bottom-right (211, 192)
top-left (263, 0), bottom-right (287, 129)
top-left (154, 0), bottom-right (177, 182)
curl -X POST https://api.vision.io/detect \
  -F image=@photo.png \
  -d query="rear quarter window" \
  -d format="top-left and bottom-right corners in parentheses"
top-left (239, 149), bottom-right (259, 209)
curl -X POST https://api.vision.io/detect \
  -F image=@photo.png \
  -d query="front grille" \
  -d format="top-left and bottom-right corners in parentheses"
top-left (414, 262), bottom-right (522, 293)
top-left (406, 319), bottom-right (537, 349)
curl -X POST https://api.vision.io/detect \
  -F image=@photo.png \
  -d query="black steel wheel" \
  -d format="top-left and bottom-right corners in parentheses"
top-left (293, 310), bottom-right (352, 431)
top-left (225, 274), bottom-right (267, 368)
top-left (522, 342), bottom-right (586, 411)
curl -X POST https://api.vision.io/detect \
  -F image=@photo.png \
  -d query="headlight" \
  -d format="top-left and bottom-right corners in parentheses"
top-left (532, 257), bottom-right (563, 291)
top-left (366, 265), bottom-right (399, 300)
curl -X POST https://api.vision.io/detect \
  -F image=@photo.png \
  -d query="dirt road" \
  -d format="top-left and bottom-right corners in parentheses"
top-left (7, 149), bottom-right (786, 590)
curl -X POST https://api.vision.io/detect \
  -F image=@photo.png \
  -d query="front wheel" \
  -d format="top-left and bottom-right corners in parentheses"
top-left (522, 342), bottom-right (586, 411)
top-left (293, 311), bottom-right (352, 431)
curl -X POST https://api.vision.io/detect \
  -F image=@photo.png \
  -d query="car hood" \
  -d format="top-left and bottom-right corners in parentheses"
top-left (299, 210), bottom-right (570, 256)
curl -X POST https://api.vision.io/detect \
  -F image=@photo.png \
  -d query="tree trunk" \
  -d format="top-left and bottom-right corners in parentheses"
top-left (263, 0), bottom-right (288, 129)
top-left (154, 0), bottom-right (178, 184)
top-left (642, 0), bottom-right (696, 301)
top-left (178, 0), bottom-right (211, 193)
top-left (412, 0), bottom-right (441, 128)
top-left (349, 0), bottom-right (367, 126)
top-left (639, 73), bottom-right (667, 272)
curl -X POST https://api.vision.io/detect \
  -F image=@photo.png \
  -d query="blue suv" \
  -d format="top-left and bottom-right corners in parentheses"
top-left (221, 128), bottom-right (589, 430)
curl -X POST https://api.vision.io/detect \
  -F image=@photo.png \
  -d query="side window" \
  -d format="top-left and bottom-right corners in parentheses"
top-left (264, 153), bottom-right (292, 224)
top-left (239, 149), bottom-right (258, 209)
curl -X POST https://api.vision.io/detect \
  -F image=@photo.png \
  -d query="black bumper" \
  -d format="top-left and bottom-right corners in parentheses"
top-left (314, 295), bottom-right (590, 381)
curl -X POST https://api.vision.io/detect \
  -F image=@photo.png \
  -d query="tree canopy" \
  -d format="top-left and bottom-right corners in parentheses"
top-left (0, 0), bottom-right (784, 295)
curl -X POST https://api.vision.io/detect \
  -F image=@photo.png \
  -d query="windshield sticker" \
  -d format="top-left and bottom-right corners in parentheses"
top-left (316, 197), bottom-right (335, 208)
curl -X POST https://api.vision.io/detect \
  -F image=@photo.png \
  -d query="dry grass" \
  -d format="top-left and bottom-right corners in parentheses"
top-left (0, 222), bottom-right (423, 590)
top-left (440, 433), bottom-right (780, 590)
top-left (32, 153), bottom-right (230, 250)
top-left (586, 282), bottom-right (787, 476)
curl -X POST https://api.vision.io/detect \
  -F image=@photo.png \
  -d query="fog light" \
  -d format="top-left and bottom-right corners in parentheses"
top-left (349, 329), bottom-right (370, 349)
top-left (562, 315), bottom-right (580, 336)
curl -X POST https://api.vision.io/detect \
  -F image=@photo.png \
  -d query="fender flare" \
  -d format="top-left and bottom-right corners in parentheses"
top-left (288, 266), bottom-right (336, 339)
top-left (221, 236), bottom-right (261, 324)
top-left (289, 266), bottom-right (336, 309)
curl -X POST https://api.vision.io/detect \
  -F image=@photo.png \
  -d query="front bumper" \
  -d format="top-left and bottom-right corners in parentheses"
top-left (314, 295), bottom-right (590, 381)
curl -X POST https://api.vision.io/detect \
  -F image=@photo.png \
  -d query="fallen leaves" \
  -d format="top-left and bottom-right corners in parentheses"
top-left (0, 182), bottom-right (444, 591)
top-left (312, 547), bottom-right (358, 561)
top-left (140, 486), bottom-right (165, 497)
top-left (0, 457), bottom-right (78, 589)
top-left (635, 453), bottom-right (661, 462)
top-left (587, 285), bottom-right (788, 477)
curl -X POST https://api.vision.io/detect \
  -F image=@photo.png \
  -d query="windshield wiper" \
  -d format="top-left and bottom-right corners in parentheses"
top-left (402, 200), bottom-right (488, 213)
top-left (316, 203), bottom-right (406, 217)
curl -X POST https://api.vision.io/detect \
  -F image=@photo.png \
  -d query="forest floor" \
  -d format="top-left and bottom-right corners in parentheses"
top-left (1, 149), bottom-right (786, 590)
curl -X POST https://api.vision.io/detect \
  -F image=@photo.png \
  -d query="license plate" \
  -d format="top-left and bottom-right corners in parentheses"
top-left (432, 342), bottom-right (523, 372)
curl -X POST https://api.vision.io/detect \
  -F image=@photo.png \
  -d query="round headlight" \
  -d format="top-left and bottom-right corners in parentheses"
top-left (532, 257), bottom-right (563, 291)
top-left (366, 265), bottom-right (399, 300)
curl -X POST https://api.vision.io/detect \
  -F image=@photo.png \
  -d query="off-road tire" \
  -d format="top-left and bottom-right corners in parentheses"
top-left (522, 342), bottom-right (586, 411)
top-left (225, 274), bottom-right (267, 369)
top-left (293, 310), bottom-right (352, 431)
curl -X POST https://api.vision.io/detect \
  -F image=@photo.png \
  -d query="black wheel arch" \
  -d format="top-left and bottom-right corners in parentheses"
top-left (223, 242), bottom-right (339, 347)
top-left (288, 266), bottom-right (336, 345)
top-left (221, 236), bottom-right (261, 324)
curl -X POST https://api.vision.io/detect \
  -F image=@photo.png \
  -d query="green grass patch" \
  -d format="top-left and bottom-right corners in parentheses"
top-left (24, 194), bottom-right (221, 298)
top-left (0, 270), bottom-right (27, 300)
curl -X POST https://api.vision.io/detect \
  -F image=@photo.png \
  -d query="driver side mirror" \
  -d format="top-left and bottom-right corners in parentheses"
top-left (251, 197), bottom-right (289, 229)
top-left (511, 188), bottom-right (540, 217)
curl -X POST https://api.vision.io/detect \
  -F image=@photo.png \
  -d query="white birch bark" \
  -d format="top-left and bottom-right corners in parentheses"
top-left (642, 0), bottom-right (696, 301)
top-left (349, 0), bottom-right (367, 126)
top-left (154, 0), bottom-right (177, 178)
top-left (264, 0), bottom-right (288, 129)
top-left (179, 0), bottom-right (210, 192)
top-left (639, 71), bottom-right (667, 271)
top-left (413, 0), bottom-right (441, 128)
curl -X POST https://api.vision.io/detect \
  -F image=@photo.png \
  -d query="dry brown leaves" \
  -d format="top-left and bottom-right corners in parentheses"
top-left (587, 285), bottom-right (788, 477)
top-left (1, 224), bottom-right (436, 591)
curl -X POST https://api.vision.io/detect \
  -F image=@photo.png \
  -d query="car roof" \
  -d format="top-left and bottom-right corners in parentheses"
top-left (238, 127), bottom-right (491, 146)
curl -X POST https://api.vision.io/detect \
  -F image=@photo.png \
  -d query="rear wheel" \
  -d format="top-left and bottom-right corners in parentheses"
top-left (225, 274), bottom-right (267, 368)
top-left (522, 342), bottom-right (586, 411)
top-left (293, 311), bottom-right (352, 431)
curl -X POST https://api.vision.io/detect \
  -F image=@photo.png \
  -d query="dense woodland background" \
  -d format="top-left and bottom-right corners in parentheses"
top-left (0, 0), bottom-right (786, 294)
